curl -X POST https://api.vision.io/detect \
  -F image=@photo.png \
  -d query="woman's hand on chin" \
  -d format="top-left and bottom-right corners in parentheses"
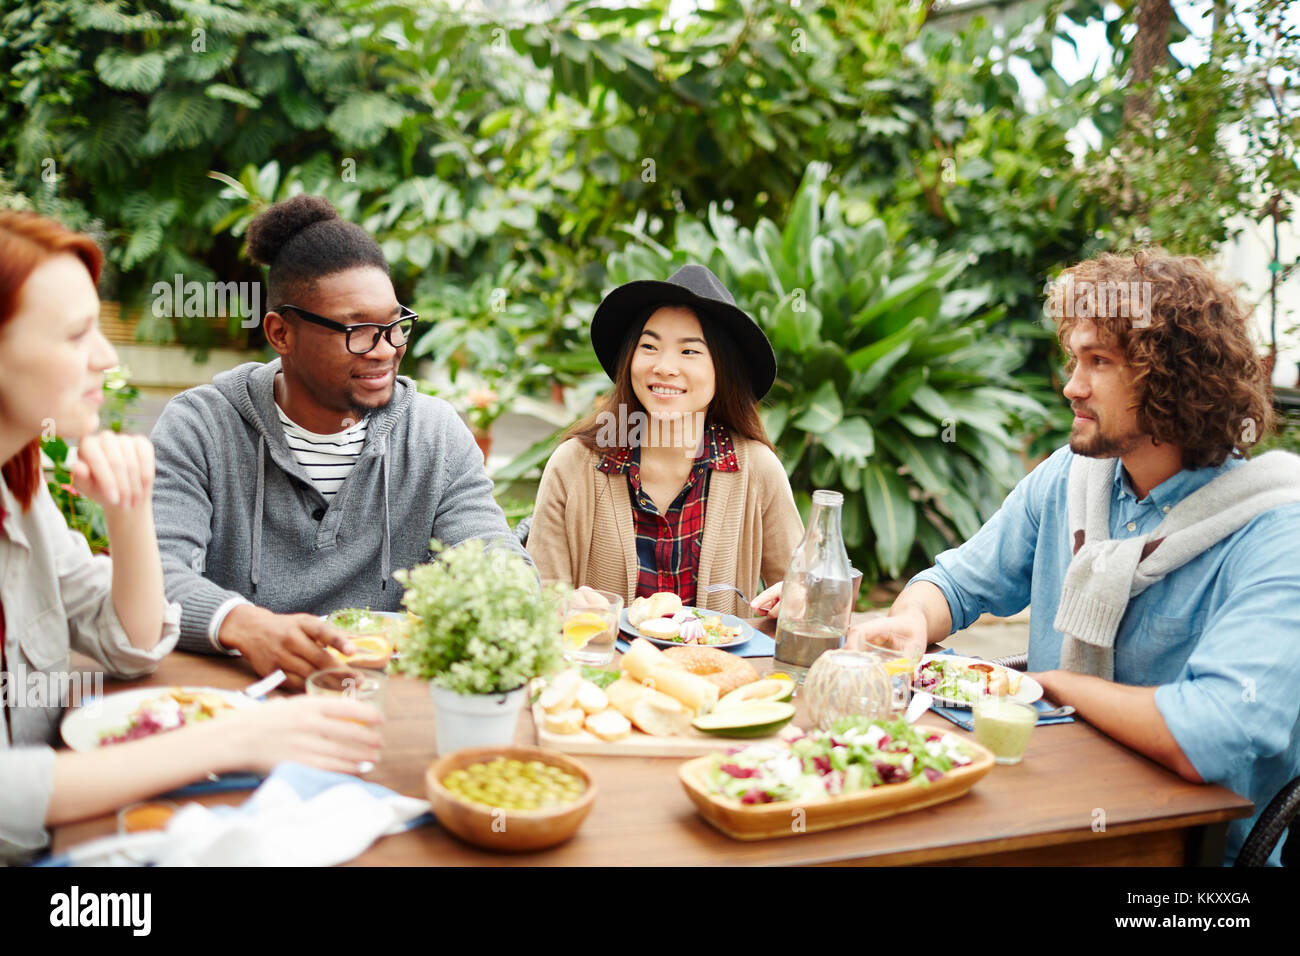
top-left (70, 431), bottom-right (155, 513)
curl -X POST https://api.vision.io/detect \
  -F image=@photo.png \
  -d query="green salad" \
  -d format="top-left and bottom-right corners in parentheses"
top-left (705, 716), bottom-right (976, 805)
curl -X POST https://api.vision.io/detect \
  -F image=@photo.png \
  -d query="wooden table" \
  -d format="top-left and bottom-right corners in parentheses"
top-left (51, 650), bottom-right (1252, 866)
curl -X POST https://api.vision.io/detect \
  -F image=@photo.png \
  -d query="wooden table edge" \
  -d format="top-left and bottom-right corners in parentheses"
top-left (773, 806), bottom-right (1255, 867)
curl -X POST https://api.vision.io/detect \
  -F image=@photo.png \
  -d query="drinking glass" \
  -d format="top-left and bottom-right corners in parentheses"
top-left (561, 587), bottom-right (623, 667)
top-left (306, 667), bottom-right (387, 772)
top-left (855, 641), bottom-right (918, 714)
top-left (973, 697), bottom-right (1038, 765)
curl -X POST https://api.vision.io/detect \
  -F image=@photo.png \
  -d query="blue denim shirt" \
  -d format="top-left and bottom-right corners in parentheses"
top-left (912, 445), bottom-right (1300, 865)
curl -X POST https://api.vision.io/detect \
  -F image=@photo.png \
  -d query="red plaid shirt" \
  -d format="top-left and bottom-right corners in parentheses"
top-left (597, 423), bottom-right (740, 606)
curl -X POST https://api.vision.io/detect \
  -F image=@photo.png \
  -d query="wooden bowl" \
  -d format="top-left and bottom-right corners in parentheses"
top-left (426, 746), bottom-right (596, 852)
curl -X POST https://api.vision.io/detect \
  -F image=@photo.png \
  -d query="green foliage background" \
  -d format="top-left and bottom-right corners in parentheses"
top-left (4, 0), bottom-right (1293, 581)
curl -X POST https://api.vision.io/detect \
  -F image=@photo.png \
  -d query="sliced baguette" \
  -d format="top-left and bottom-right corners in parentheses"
top-left (542, 706), bottom-right (585, 735)
top-left (584, 708), bottom-right (631, 741)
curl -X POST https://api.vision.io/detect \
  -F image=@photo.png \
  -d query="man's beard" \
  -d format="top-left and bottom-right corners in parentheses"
top-left (1068, 415), bottom-right (1145, 459)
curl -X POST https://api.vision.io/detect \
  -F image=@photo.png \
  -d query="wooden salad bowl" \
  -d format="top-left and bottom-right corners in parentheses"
top-left (426, 746), bottom-right (597, 852)
top-left (678, 738), bottom-right (996, 841)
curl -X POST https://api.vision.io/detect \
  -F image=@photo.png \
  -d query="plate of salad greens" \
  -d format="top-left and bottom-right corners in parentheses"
top-left (678, 716), bottom-right (994, 840)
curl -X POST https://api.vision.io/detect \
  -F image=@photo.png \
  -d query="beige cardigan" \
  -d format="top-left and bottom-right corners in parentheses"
top-left (527, 436), bottom-right (804, 614)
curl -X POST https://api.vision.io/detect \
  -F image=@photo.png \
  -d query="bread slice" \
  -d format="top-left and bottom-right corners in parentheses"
top-left (584, 708), bottom-right (631, 741)
top-left (539, 669), bottom-right (583, 712)
top-left (576, 681), bottom-right (609, 715)
top-left (638, 618), bottom-right (680, 640)
top-left (542, 707), bottom-right (585, 735)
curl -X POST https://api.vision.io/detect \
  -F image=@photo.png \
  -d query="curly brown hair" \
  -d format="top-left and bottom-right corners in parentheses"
top-left (1049, 249), bottom-right (1274, 469)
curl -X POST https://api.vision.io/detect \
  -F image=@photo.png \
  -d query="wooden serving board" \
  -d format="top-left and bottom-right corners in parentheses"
top-left (531, 703), bottom-right (796, 757)
top-left (676, 740), bottom-right (996, 840)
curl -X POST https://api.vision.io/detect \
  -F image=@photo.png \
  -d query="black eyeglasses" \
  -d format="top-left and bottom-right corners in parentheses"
top-left (275, 304), bottom-right (418, 355)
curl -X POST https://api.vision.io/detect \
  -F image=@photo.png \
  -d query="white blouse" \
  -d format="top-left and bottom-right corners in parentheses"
top-left (0, 475), bottom-right (180, 863)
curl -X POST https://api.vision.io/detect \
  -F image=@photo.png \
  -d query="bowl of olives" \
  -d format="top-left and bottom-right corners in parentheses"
top-left (425, 746), bottom-right (596, 851)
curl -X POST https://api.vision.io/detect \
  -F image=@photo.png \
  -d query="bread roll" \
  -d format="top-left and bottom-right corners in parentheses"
top-left (621, 637), bottom-right (672, 680)
top-left (622, 638), bottom-right (719, 715)
top-left (648, 592), bottom-right (683, 619)
top-left (627, 596), bottom-right (654, 627)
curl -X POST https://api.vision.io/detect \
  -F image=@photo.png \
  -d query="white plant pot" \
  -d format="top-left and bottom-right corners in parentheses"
top-left (430, 684), bottom-right (528, 755)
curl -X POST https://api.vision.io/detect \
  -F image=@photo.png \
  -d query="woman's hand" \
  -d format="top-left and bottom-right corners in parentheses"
top-left (217, 696), bottom-right (384, 777)
top-left (750, 581), bottom-right (783, 617)
top-left (70, 431), bottom-right (155, 513)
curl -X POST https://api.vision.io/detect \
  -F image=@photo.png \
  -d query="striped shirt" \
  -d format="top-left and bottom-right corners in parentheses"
top-left (275, 404), bottom-right (368, 502)
top-left (597, 423), bottom-right (740, 606)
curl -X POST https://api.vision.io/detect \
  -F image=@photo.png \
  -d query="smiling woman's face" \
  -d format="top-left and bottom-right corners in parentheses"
top-left (0, 253), bottom-right (116, 441)
top-left (630, 306), bottom-right (716, 423)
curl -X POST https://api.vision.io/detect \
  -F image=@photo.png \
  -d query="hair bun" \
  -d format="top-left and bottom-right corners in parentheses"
top-left (245, 195), bottom-right (339, 267)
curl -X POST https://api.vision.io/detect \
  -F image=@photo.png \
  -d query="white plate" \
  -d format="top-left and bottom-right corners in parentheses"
top-left (619, 607), bottom-right (754, 649)
top-left (912, 654), bottom-right (1043, 709)
top-left (60, 686), bottom-right (259, 752)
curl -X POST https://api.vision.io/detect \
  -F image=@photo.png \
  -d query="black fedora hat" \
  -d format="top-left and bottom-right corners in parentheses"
top-left (589, 264), bottom-right (777, 399)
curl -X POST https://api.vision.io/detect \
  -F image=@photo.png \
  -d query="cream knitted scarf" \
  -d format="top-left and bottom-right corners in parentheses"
top-left (1054, 450), bottom-right (1300, 679)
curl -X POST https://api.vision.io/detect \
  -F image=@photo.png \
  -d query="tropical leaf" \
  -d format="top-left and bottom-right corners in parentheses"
top-left (863, 465), bottom-right (916, 578)
top-left (791, 380), bottom-right (843, 435)
top-left (94, 50), bottom-right (168, 92)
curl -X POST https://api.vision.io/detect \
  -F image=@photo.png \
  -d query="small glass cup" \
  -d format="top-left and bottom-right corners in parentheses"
top-left (561, 587), bottom-right (623, 667)
top-left (973, 697), bottom-right (1038, 765)
top-left (854, 641), bottom-right (918, 714)
top-left (306, 667), bottom-right (387, 773)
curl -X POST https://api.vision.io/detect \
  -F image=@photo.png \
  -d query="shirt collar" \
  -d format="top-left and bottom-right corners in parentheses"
top-left (597, 423), bottom-right (740, 474)
top-left (0, 473), bottom-right (29, 550)
top-left (1113, 455), bottom-right (1245, 508)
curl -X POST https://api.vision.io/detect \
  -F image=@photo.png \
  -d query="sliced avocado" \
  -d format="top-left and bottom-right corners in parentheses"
top-left (716, 678), bottom-right (796, 709)
top-left (692, 701), bottom-right (797, 737)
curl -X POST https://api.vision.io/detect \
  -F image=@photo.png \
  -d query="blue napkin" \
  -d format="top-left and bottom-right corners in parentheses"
top-left (167, 772), bottom-right (263, 797)
top-left (926, 647), bottom-right (1074, 729)
top-left (930, 697), bottom-right (1076, 731)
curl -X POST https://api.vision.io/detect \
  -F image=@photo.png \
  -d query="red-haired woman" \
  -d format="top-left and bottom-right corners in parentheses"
top-left (0, 211), bottom-right (383, 864)
top-left (527, 265), bottom-right (802, 614)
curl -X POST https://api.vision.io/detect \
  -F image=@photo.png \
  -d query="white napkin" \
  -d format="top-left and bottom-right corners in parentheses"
top-left (154, 764), bottom-right (431, 866)
top-left (53, 765), bottom-right (431, 867)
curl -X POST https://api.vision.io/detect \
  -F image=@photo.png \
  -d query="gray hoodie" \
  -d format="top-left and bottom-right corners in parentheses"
top-left (150, 358), bottom-right (526, 652)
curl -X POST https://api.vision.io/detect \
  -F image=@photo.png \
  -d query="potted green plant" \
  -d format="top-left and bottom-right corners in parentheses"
top-left (392, 540), bottom-right (565, 753)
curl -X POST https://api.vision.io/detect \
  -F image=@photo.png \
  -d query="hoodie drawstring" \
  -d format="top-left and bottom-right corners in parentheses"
top-left (380, 440), bottom-right (391, 590)
top-left (251, 436), bottom-right (265, 594)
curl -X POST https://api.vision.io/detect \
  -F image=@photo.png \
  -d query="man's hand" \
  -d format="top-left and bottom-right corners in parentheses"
top-left (845, 609), bottom-right (929, 661)
top-left (218, 605), bottom-right (356, 690)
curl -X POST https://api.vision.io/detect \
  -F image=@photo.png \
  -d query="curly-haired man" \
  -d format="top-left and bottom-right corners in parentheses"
top-left (848, 250), bottom-right (1300, 865)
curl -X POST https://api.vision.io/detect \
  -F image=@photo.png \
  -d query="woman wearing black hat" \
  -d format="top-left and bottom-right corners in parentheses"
top-left (527, 265), bottom-right (803, 616)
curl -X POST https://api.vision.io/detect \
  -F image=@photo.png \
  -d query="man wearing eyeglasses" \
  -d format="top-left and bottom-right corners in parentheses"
top-left (149, 196), bottom-right (529, 689)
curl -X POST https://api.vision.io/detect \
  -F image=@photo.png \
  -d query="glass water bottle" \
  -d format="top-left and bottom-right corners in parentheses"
top-left (773, 489), bottom-right (854, 681)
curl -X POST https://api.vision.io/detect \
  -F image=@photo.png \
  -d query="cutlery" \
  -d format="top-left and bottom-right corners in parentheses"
top-left (702, 583), bottom-right (749, 605)
top-left (1036, 704), bottom-right (1075, 719)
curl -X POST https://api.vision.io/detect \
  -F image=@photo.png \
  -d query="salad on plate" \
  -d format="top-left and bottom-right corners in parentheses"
top-left (704, 716), bottom-right (976, 805)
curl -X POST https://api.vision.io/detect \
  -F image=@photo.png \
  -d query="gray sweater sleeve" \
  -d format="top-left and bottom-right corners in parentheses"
top-left (150, 395), bottom-right (247, 654)
top-left (430, 409), bottom-right (533, 567)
